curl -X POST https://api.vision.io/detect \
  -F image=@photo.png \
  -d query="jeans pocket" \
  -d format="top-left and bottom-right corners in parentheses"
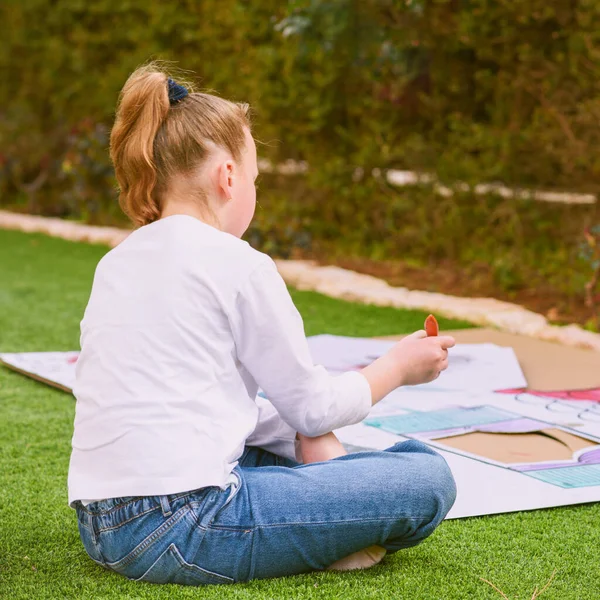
top-left (135, 543), bottom-right (234, 586)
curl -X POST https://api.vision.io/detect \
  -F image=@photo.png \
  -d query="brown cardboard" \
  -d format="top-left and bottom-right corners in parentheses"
top-left (439, 429), bottom-right (596, 464)
top-left (383, 328), bottom-right (600, 391)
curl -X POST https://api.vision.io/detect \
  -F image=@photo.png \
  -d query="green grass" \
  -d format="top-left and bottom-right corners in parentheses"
top-left (0, 229), bottom-right (598, 600)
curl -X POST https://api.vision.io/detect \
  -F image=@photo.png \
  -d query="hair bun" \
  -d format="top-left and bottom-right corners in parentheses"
top-left (167, 78), bottom-right (188, 105)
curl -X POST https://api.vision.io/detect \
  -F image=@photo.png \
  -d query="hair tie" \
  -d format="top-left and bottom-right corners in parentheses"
top-left (167, 78), bottom-right (188, 105)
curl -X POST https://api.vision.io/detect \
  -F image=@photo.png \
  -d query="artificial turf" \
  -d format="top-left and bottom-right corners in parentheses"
top-left (1, 228), bottom-right (598, 600)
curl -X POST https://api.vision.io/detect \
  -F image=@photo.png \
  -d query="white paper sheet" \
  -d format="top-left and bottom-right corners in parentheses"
top-left (0, 351), bottom-right (79, 392)
top-left (3, 337), bottom-right (600, 519)
top-left (307, 335), bottom-right (600, 518)
top-left (335, 387), bottom-right (600, 518)
top-left (307, 334), bottom-right (528, 391)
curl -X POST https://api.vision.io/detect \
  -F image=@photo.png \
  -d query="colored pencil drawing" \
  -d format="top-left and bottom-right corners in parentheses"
top-left (365, 405), bottom-right (600, 489)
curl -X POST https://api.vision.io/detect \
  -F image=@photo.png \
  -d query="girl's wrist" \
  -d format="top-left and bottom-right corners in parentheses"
top-left (361, 354), bottom-right (403, 405)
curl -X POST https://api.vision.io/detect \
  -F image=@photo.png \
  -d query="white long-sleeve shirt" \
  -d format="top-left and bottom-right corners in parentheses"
top-left (68, 215), bottom-right (372, 505)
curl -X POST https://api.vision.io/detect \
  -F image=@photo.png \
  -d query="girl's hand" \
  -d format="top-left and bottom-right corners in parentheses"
top-left (389, 330), bottom-right (455, 386)
top-left (361, 330), bottom-right (456, 405)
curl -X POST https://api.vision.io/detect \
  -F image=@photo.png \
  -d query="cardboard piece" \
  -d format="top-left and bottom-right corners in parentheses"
top-left (384, 328), bottom-right (600, 392)
top-left (339, 385), bottom-right (600, 518)
top-left (439, 429), bottom-right (596, 463)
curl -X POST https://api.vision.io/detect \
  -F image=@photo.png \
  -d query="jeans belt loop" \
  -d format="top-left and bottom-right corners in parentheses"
top-left (160, 495), bottom-right (172, 517)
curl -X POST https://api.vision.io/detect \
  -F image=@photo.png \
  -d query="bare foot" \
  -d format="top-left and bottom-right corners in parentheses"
top-left (326, 544), bottom-right (387, 571)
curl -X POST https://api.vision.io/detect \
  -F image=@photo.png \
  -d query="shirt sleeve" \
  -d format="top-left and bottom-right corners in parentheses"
top-left (229, 258), bottom-right (372, 438)
top-left (245, 394), bottom-right (299, 462)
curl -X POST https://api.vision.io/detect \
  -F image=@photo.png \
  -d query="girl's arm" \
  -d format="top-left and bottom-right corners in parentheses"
top-left (230, 257), bottom-right (454, 439)
top-left (230, 258), bottom-right (372, 438)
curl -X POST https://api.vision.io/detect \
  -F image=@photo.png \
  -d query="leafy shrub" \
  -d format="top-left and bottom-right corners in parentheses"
top-left (1, 0), bottom-right (600, 305)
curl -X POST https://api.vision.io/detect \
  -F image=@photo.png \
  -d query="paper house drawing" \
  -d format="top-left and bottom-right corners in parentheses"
top-left (365, 406), bottom-right (600, 489)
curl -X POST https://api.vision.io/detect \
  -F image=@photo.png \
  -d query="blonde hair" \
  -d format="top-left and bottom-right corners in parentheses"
top-left (110, 63), bottom-right (250, 227)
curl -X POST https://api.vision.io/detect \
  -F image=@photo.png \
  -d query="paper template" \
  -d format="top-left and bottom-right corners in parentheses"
top-left (3, 335), bottom-right (600, 518)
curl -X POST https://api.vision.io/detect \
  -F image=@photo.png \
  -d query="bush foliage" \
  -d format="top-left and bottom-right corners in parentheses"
top-left (1, 0), bottom-right (599, 306)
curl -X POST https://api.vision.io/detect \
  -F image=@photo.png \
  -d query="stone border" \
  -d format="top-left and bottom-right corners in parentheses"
top-left (276, 261), bottom-right (600, 351)
top-left (2, 209), bottom-right (599, 351)
top-left (0, 210), bottom-right (129, 247)
top-left (257, 159), bottom-right (597, 205)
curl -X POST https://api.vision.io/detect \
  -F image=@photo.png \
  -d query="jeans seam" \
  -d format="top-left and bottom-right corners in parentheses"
top-left (208, 516), bottom-right (425, 532)
top-left (207, 475), bottom-right (241, 527)
top-left (81, 491), bottom-right (195, 517)
top-left (96, 504), bottom-right (161, 532)
top-left (80, 497), bottom-right (145, 515)
top-left (238, 475), bottom-right (257, 583)
top-left (385, 539), bottom-right (424, 551)
top-left (106, 505), bottom-right (191, 569)
top-left (81, 516), bottom-right (106, 566)
top-left (134, 542), bottom-right (234, 585)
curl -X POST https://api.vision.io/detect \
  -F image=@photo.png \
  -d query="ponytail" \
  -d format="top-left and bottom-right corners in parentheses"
top-left (110, 62), bottom-right (250, 227)
top-left (110, 65), bottom-right (171, 226)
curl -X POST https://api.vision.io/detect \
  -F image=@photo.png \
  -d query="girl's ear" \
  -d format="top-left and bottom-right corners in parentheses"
top-left (217, 159), bottom-right (235, 202)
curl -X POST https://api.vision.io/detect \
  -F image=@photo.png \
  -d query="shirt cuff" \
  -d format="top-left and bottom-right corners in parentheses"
top-left (246, 397), bottom-right (299, 462)
top-left (333, 370), bottom-right (373, 428)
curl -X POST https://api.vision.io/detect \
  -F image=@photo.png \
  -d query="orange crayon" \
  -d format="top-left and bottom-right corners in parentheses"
top-left (425, 314), bottom-right (439, 337)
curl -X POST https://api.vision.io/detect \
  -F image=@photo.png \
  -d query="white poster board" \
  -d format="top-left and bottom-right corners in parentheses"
top-left (306, 335), bottom-right (600, 519)
top-left (0, 351), bottom-right (79, 393)
top-left (3, 335), bottom-right (600, 519)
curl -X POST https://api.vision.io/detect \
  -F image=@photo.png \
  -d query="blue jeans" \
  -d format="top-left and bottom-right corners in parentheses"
top-left (75, 440), bottom-right (456, 584)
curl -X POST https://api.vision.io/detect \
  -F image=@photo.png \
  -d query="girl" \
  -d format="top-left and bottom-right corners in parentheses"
top-left (69, 63), bottom-right (456, 585)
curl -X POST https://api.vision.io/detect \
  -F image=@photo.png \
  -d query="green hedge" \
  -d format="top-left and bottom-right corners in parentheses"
top-left (1, 0), bottom-right (599, 307)
top-left (248, 173), bottom-right (597, 298)
top-left (3, 1), bottom-right (600, 207)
